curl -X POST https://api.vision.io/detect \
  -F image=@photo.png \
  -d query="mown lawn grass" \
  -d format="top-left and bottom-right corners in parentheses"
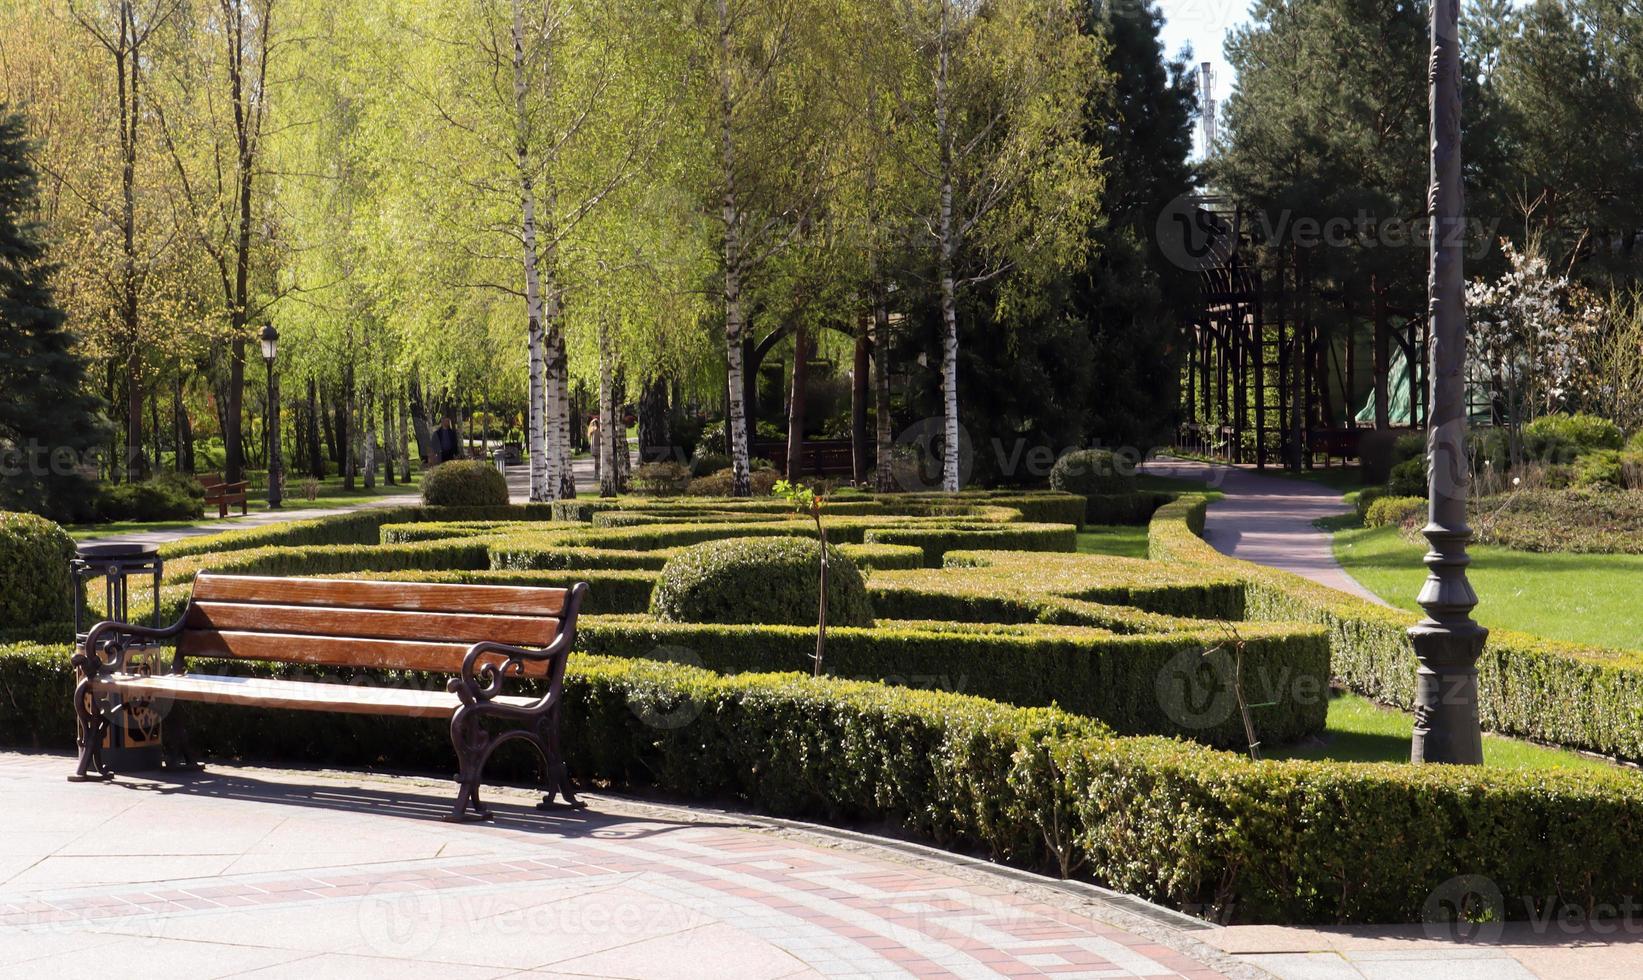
top-left (1076, 526), bottom-right (1150, 558)
top-left (1269, 692), bottom-right (1615, 771)
top-left (1333, 522), bottom-right (1643, 652)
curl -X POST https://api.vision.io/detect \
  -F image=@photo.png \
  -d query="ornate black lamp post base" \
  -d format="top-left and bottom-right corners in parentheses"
top-left (1409, 621), bottom-right (1487, 764)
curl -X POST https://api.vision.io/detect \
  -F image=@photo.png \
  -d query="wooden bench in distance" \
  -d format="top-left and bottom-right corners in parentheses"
top-left (70, 573), bottom-right (590, 822)
top-left (197, 471), bottom-right (250, 518)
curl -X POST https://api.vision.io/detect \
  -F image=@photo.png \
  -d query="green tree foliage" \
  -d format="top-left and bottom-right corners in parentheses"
top-left (0, 107), bottom-right (106, 519)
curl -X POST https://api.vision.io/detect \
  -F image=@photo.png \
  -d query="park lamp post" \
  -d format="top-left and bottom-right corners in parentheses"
top-left (260, 323), bottom-right (283, 511)
top-left (1409, 0), bottom-right (1485, 764)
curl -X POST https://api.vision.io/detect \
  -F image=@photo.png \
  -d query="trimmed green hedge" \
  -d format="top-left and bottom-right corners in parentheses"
top-left (576, 615), bottom-right (1327, 748)
top-left (1150, 495), bottom-right (1643, 761)
top-left (1081, 492), bottom-right (1177, 526)
top-left (651, 538), bottom-right (874, 628)
top-left (862, 523), bottom-right (1078, 567)
top-left (5, 644), bottom-right (1638, 926)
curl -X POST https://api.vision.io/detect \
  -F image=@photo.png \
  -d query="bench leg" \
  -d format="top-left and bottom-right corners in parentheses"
top-left (68, 679), bottom-right (112, 782)
top-left (446, 708), bottom-right (493, 823)
top-left (535, 704), bottom-right (585, 811)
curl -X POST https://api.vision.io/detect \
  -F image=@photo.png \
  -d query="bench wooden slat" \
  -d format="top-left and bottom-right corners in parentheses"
top-left (186, 602), bottom-right (559, 648)
top-left (177, 630), bottom-right (552, 676)
top-left (192, 574), bottom-right (569, 617)
top-left (90, 672), bottom-right (539, 718)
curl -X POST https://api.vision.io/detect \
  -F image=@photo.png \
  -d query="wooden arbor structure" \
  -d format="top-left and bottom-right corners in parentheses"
top-left (1177, 198), bottom-right (1431, 469)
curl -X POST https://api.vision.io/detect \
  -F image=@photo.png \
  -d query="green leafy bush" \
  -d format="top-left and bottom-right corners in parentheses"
top-left (650, 537), bottom-right (873, 627)
top-left (1387, 457), bottom-right (1427, 496)
top-left (632, 461), bottom-right (691, 495)
top-left (1048, 449), bottom-right (1136, 495)
top-left (1523, 413), bottom-right (1623, 463)
top-left (0, 513), bottom-right (74, 629)
top-left (862, 523), bottom-right (1077, 567)
top-left (94, 478), bottom-right (199, 522)
top-left (1363, 495), bottom-right (1425, 528)
top-left (686, 468), bottom-right (778, 496)
top-left (689, 452), bottom-right (731, 477)
top-left (421, 460), bottom-right (509, 507)
top-left (1573, 449), bottom-right (1625, 489)
top-left (1080, 492), bottom-right (1177, 525)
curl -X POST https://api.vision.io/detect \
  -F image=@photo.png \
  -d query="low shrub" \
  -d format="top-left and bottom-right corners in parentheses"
top-left (650, 537), bottom-right (873, 628)
top-left (0, 513), bottom-right (75, 629)
top-left (1049, 449), bottom-right (1135, 496)
top-left (632, 462), bottom-right (692, 495)
top-left (686, 468), bottom-right (779, 496)
top-left (979, 492), bottom-right (1086, 526)
top-left (1469, 489), bottom-right (1643, 553)
top-left (1573, 449), bottom-right (1625, 490)
top-left (1350, 486), bottom-right (1386, 519)
top-left (1363, 495), bottom-right (1425, 528)
top-left (94, 478), bottom-right (199, 522)
top-left (421, 460), bottom-right (509, 507)
top-left (1387, 457), bottom-right (1428, 497)
top-left (835, 543), bottom-right (925, 571)
top-left (689, 452), bottom-right (731, 477)
top-left (1523, 412), bottom-right (1623, 462)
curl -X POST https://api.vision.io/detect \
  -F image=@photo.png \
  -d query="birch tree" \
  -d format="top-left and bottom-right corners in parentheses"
top-left (888, 0), bottom-right (1103, 491)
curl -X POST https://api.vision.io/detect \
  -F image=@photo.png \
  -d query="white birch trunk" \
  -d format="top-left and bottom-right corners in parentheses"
top-left (511, 0), bottom-right (549, 502)
top-left (718, 0), bottom-right (752, 497)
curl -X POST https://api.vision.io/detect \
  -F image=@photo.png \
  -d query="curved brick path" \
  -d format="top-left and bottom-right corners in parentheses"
top-left (1140, 459), bottom-right (1388, 606)
top-left (0, 753), bottom-right (1243, 979)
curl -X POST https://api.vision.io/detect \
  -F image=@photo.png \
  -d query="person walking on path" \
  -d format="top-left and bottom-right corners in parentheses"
top-left (434, 417), bottom-right (460, 463)
top-left (587, 415), bottom-right (602, 481)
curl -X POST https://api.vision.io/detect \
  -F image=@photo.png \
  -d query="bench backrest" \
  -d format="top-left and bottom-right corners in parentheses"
top-left (178, 574), bottom-right (577, 676)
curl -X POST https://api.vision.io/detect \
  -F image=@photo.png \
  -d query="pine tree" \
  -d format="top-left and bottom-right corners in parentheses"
top-left (0, 105), bottom-right (106, 519)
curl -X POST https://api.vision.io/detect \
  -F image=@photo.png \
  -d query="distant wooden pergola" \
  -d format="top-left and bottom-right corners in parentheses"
top-left (1177, 198), bottom-right (1431, 470)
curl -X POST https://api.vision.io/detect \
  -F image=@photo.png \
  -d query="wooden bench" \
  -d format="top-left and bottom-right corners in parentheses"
top-left (198, 471), bottom-right (250, 518)
top-left (1307, 428), bottom-right (1364, 467)
top-left (70, 573), bottom-right (590, 822)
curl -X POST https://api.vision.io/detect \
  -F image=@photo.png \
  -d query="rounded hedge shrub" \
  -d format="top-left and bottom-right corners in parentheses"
top-left (1364, 495), bottom-right (1425, 529)
top-left (1523, 413), bottom-right (1623, 463)
top-left (421, 460), bottom-right (509, 507)
top-left (1049, 449), bottom-right (1135, 495)
top-left (1387, 457), bottom-right (1428, 497)
top-left (690, 452), bottom-right (731, 478)
top-left (94, 478), bottom-right (198, 522)
top-left (0, 512), bottom-right (76, 629)
top-left (1573, 449), bottom-right (1625, 490)
top-left (651, 536), bottom-right (873, 627)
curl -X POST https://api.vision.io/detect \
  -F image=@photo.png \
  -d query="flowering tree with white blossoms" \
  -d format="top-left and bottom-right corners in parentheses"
top-left (1466, 239), bottom-right (1605, 457)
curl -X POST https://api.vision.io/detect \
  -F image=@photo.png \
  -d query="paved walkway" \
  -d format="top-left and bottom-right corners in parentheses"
top-left (1139, 459), bottom-right (1386, 605)
top-left (0, 752), bottom-right (1242, 979)
top-left (6, 752), bottom-right (1636, 978)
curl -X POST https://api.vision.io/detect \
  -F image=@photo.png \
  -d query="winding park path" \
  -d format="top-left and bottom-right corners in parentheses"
top-left (1140, 458), bottom-right (1388, 606)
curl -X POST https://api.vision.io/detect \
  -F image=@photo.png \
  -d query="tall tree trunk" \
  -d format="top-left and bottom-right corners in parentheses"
top-left (305, 377), bottom-right (325, 478)
top-left (872, 268), bottom-right (894, 492)
top-left (786, 323), bottom-right (809, 480)
top-left (362, 384), bottom-right (377, 489)
top-left (597, 306), bottom-right (619, 497)
top-left (381, 389), bottom-right (395, 486)
top-left (851, 323), bottom-right (870, 486)
top-left (338, 371), bottom-right (354, 490)
top-left (408, 374), bottom-right (432, 462)
top-left (509, 0), bottom-right (550, 502)
top-left (718, 0), bottom-right (751, 497)
top-left (1372, 278), bottom-right (1391, 429)
top-left (935, 0), bottom-right (961, 492)
top-left (637, 376), bottom-right (669, 463)
top-left (398, 387), bottom-right (412, 483)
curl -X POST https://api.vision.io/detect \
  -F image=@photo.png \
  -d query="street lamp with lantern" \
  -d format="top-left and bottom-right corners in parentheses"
top-left (260, 323), bottom-right (283, 511)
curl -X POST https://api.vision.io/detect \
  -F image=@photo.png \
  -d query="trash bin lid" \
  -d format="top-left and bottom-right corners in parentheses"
top-left (75, 541), bottom-right (160, 562)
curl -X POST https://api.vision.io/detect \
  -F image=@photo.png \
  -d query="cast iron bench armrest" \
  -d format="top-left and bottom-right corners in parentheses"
top-left (76, 616), bottom-right (187, 677)
top-left (448, 581), bottom-right (588, 709)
